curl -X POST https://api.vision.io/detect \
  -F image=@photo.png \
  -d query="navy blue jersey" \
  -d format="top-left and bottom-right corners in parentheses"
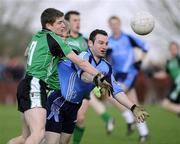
top-left (57, 50), bottom-right (123, 104)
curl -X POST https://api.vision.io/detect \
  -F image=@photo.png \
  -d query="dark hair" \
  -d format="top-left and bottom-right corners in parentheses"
top-left (108, 15), bottom-right (120, 23)
top-left (41, 8), bottom-right (64, 29)
top-left (89, 29), bottom-right (108, 43)
top-left (169, 41), bottom-right (179, 49)
top-left (64, 10), bottom-right (80, 21)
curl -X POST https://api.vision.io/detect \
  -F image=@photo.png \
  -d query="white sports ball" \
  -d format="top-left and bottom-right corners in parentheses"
top-left (131, 11), bottom-right (155, 35)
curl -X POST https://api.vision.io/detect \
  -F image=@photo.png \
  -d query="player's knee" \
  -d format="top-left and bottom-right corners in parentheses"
top-left (32, 128), bottom-right (45, 142)
top-left (8, 136), bottom-right (26, 144)
top-left (77, 114), bottom-right (85, 125)
top-left (60, 139), bottom-right (70, 144)
top-left (161, 99), bottom-right (170, 107)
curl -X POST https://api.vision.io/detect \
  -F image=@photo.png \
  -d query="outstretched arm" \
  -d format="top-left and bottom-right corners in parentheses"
top-left (114, 92), bottom-right (149, 123)
top-left (66, 51), bottom-right (99, 76)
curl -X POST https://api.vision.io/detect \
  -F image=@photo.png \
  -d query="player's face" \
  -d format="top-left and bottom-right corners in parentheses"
top-left (69, 14), bottom-right (80, 33)
top-left (92, 34), bottom-right (108, 58)
top-left (170, 43), bottom-right (179, 57)
top-left (109, 19), bottom-right (121, 34)
top-left (61, 21), bottom-right (70, 39)
top-left (47, 17), bottom-right (66, 36)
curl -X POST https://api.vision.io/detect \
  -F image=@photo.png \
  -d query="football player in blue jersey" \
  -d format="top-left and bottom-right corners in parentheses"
top-left (107, 16), bottom-right (149, 143)
top-left (45, 29), bottom-right (149, 144)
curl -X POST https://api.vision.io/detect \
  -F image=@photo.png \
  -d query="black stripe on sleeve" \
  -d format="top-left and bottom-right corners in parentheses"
top-left (47, 33), bottom-right (65, 57)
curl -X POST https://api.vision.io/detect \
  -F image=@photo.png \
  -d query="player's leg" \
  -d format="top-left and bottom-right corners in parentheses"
top-left (60, 101), bottom-right (81, 144)
top-left (107, 96), bottom-right (135, 135)
top-left (128, 88), bottom-right (149, 143)
top-left (59, 133), bottom-right (72, 144)
top-left (161, 81), bottom-right (180, 114)
top-left (8, 78), bottom-right (31, 144)
top-left (161, 98), bottom-right (180, 113)
top-left (45, 132), bottom-right (61, 144)
top-left (72, 99), bottom-right (89, 144)
top-left (90, 93), bottom-right (114, 134)
top-left (21, 76), bottom-right (47, 144)
top-left (8, 113), bottom-right (30, 144)
top-left (24, 108), bottom-right (46, 144)
top-left (45, 90), bottom-right (64, 144)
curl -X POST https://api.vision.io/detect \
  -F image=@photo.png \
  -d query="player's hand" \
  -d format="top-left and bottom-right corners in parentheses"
top-left (100, 80), bottom-right (113, 96)
top-left (93, 73), bottom-right (105, 86)
top-left (131, 105), bottom-right (149, 123)
top-left (93, 73), bottom-right (112, 96)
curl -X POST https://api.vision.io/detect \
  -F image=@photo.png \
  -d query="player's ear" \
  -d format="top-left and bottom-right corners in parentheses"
top-left (46, 23), bottom-right (52, 30)
top-left (88, 40), bottom-right (93, 47)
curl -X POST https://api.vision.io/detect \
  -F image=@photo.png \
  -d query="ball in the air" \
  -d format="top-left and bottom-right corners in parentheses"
top-left (131, 11), bottom-right (155, 35)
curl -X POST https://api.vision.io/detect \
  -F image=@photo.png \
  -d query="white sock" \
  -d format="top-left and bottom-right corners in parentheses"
top-left (136, 122), bottom-right (149, 136)
top-left (122, 110), bottom-right (134, 124)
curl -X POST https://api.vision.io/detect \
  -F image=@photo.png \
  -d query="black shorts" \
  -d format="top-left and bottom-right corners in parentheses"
top-left (46, 91), bottom-right (81, 134)
top-left (167, 82), bottom-right (180, 104)
top-left (17, 74), bottom-right (47, 113)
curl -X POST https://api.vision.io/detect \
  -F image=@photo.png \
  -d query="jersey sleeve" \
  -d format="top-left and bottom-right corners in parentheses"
top-left (76, 52), bottom-right (91, 77)
top-left (47, 33), bottom-right (72, 57)
top-left (111, 74), bottom-right (123, 96)
top-left (128, 34), bottom-right (149, 52)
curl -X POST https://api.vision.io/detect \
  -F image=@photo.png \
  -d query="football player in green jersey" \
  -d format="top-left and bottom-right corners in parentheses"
top-left (8, 8), bottom-right (110, 144)
top-left (154, 42), bottom-right (180, 113)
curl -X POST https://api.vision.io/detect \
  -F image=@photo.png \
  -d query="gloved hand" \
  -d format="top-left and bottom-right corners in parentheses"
top-left (93, 73), bottom-right (112, 97)
top-left (131, 105), bottom-right (149, 123)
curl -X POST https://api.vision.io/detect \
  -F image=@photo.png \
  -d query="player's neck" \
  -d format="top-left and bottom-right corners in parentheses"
top-left (112, 31), bottom-right (121, 39)
top-left (90, 48), bottom-right (100, 63)
top-left (94, 56), bottom-right (100, 63)
top-left (70, 31), bottom-right (79, 38)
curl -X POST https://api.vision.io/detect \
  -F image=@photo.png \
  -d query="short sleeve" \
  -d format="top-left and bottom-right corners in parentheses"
top-left (47, 33), bottom-right (72, 57)
top-left (76, 52), bottom-right (91, 77)
top-left (128, 34), bottom-right (149, 52)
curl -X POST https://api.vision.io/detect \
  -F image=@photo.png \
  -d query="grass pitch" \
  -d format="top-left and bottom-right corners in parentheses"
top-left (0, 104), bottom-right (180, 144)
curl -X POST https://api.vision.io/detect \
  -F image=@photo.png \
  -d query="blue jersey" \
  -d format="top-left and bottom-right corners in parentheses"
top-left (108, 32), bottom-right (148, 74)
top-left (57, 50), bottom-right (123, 104)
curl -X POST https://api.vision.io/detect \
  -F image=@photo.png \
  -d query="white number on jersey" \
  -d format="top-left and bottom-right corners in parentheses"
top-left (27, 41), bottom-right (37, 66)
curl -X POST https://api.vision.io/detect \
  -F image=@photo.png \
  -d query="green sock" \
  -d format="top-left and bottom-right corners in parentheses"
top-left (100, 112), bottom-right (111, 123)
top-left (72, 126), bottom-right (85, 144)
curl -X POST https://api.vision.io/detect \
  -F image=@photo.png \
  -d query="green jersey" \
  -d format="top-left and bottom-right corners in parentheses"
top-left (166, 55), bottom-right (180, 80)
top-left (26, 29), bottom-right (72, 90)
top-left (66, 33), bottom-right (88, 53)
top-left (48, 34), bottom-right (88, 90)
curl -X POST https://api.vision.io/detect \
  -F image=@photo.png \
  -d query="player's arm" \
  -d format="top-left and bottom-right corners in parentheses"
top-left (110, 74), bottom-right (149, 122)
top-left (113, 92), bottom-right (149, 122)
top-left (66, 51), bottom-right (99, 76)
top-left (24, 47), bottom-right (29, 57)
top-left (47, 33), bottom-right (99, 76)
top-left (80, 71), bottom-right (94, 83)
top-left (128, 34), bottom-right (149, 52)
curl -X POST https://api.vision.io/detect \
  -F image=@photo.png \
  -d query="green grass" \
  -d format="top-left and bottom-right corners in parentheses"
top-left (0, 104), bottom-right (180, 144)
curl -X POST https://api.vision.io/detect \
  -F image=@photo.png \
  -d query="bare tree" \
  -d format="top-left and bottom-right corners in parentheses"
top-left (0, 0), bottom-right (40, 57)
top-left (145, 0), bottom-right (180, 42)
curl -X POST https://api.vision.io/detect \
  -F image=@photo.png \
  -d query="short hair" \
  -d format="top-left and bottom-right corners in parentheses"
top-left (108, 15), bottom-right (121, 23)
top-left (169, 41), bottom-right (179, 49)
top-left (41, 8), bottom-right (64, 29)
top-left (64, 10), bottom-right (80, 21)
top-left (89, 29), bottom-right (108, 43)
